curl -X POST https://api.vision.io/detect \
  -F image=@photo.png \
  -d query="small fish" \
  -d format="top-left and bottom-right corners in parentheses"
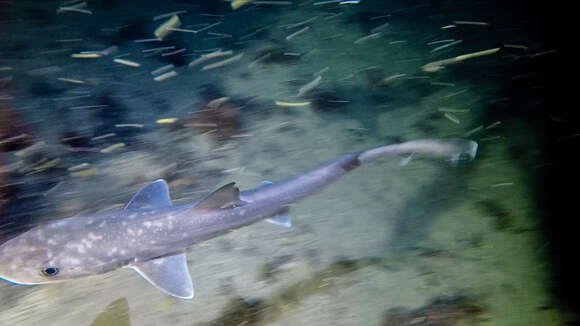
top-left (0, 139), bottom-right (477, 299)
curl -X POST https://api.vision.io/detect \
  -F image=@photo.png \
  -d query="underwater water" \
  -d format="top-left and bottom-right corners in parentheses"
top-left (1, 0), bottom-right (578, 325)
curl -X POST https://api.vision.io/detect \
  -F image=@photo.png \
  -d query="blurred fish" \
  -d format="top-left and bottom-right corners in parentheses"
top-left (0, 139), bottom-right (477, 299)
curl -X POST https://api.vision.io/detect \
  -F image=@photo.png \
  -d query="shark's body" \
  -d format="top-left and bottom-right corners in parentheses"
top-left (0, 139), bottom-right (477, 299)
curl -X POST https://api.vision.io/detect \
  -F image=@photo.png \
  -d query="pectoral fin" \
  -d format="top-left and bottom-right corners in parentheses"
top-left (266, 209), bottom-right (292, 227)
top-left (130, 253), bottom-right (193, 299)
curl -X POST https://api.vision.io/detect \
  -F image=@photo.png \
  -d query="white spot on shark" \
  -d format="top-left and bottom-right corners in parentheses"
top-left (87, 232), bottom-right (103, 241)
top-left (81, 239), bottom-right (93, 249)
top-left (52, 220), bottom-right (67, 229)
top-left (66, 243), bottom-right (84, 252)
top-left (35, 229), bottom-right (45, 241)
top-left (62, 257), bottom-right (81, 265)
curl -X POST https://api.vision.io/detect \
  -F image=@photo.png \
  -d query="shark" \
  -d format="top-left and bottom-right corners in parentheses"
top-left (0, 139), bottom-right (477, 299)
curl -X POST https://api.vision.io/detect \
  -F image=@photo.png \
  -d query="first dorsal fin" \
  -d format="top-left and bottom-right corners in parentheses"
top-left (194, 182), bottom-right (240, 211)
top-left (124, 179), bottom-right (172, 210)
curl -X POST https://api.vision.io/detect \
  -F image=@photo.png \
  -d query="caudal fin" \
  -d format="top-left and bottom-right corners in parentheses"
top-left (358, 139), bottom-right (478, 165)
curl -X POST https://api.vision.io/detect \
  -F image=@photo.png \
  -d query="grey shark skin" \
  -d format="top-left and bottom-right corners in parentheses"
top-left (0, 139), bottom-right (477, 299)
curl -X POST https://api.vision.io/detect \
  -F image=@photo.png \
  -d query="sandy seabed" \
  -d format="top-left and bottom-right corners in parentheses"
top-left (0, 0), bottom-right (566, 325)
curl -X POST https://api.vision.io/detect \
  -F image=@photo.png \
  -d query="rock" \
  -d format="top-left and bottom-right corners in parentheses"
top-left (382, 296), bottom-right (486, 326)
top-left (186, 97), bottom-right (240, 141)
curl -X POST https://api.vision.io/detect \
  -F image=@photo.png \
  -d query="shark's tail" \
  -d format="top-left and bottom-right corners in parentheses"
top-left (239, 138), bottom-right (478, 214)
top-left (357, 139), bottom-right (478, 165)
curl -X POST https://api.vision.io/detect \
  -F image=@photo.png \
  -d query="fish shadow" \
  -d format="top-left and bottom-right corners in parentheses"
top-left (386, 167), bottom-right (472, 254)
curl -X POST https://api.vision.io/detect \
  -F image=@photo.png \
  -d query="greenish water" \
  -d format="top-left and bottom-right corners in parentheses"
top-left (0, 0), bottom-right (572, 325)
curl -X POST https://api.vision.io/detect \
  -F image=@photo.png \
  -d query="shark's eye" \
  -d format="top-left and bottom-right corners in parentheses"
top-left (41, 267), bottom-right (59, 277)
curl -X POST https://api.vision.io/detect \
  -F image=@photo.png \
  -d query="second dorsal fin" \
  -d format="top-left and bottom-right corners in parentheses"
top-left (194, 182), bottom-right (240, 211)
